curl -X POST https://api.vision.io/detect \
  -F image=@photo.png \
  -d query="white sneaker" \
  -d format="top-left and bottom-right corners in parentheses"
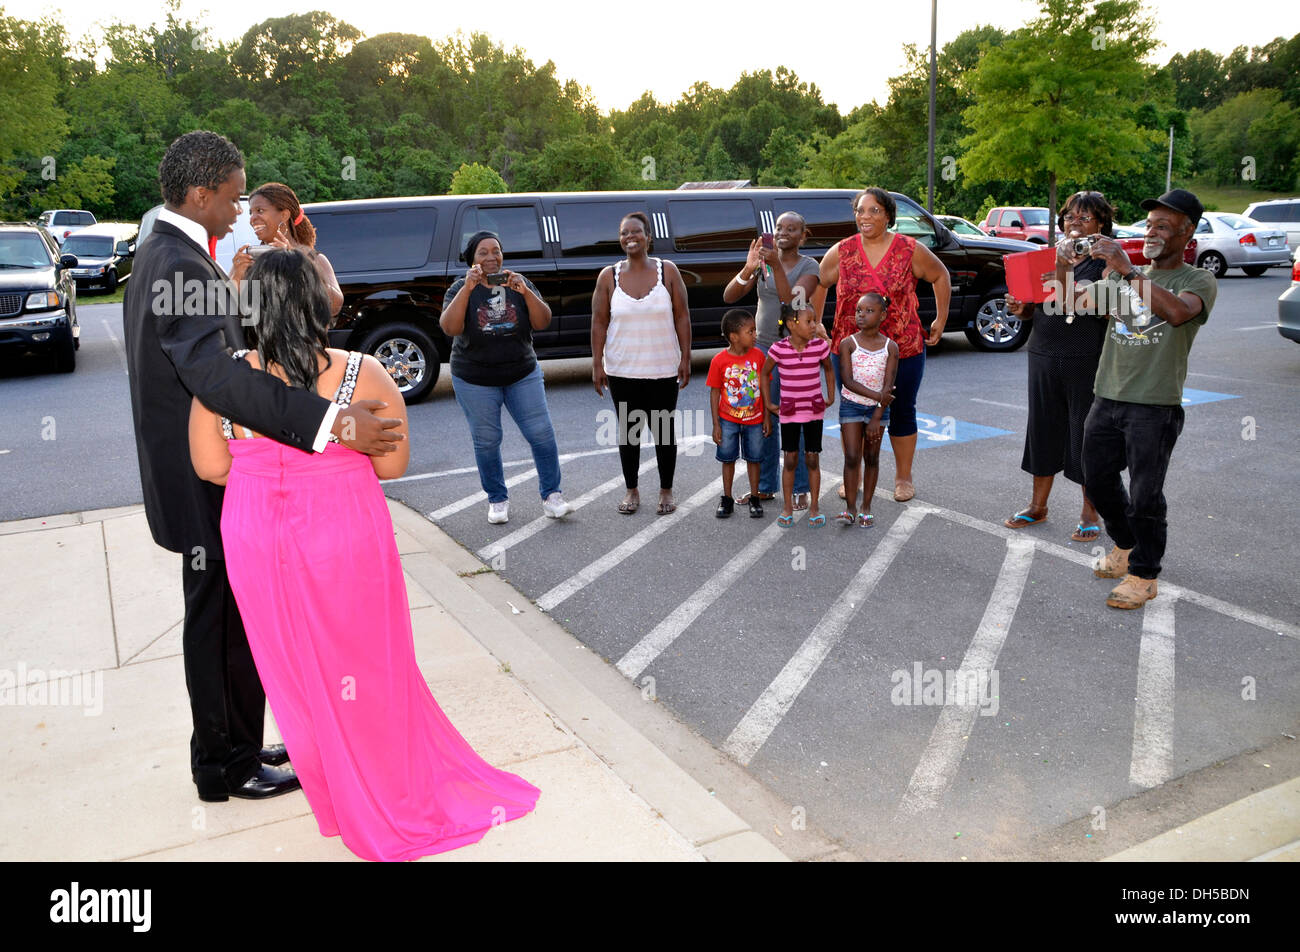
top-left (542, 492), bottom-right (572, 518)
top-left (488, 501), bottom-right (509, 524)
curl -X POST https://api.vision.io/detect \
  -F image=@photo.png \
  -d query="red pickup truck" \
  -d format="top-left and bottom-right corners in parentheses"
top-left (980, 207), bottom-right (1051, 243)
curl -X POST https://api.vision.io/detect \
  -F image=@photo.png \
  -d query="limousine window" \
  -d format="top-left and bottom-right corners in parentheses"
top-left (555, 201), bottom-right (650, 256)
top-left (772, 197), bottom-right (855, 247)
top-left (311, 208), bottom-right (436, 271)
top-left (460, 205), bottom-right (543, 258)
top-left (667, 199), bottom-right (757, 252)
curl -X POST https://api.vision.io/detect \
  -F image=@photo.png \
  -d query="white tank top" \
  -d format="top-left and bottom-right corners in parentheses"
top-left (605, 257), bottom-right (681, 379)
top-left (841, 335), bottom-right (891, 406)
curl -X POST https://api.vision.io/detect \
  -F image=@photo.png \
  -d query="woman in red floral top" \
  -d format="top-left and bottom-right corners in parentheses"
top-left (819, 188), bottom-right (951, 502)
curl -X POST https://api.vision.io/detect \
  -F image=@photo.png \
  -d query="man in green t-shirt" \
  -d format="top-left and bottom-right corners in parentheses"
top-left (1078, 189), bottom-right (1217, 609)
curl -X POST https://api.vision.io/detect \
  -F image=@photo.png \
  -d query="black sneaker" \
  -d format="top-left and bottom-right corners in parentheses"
top-left (716, 495), bottom-right (734, 518)
top-left (748, 495), bottom-right (764, 518)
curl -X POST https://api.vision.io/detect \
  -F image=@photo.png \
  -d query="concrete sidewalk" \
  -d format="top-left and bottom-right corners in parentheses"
top-left (0, 502), bottom-right (788, 862)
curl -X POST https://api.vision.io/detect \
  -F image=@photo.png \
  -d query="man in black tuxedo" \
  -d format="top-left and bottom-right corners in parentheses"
top-left (123, 131), bottom-right (403, 802)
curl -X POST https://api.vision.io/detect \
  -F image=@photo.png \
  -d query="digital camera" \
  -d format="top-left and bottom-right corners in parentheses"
top-left (1065, 235), bottom-right (1101, 257)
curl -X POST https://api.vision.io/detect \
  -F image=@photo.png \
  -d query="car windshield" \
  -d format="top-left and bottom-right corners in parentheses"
top-left (1021, 209), bottom-right (1050, 225)
top-left (1218, 214), bottom-right (1255, 230)
top-left (0, 233), bottom-right (52, 269)
top-left (62, 235), bottom-right (113, 257)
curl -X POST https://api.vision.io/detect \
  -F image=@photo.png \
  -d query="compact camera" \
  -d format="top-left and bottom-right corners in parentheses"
top-left (1065, 234), bottom-right (1101, 257)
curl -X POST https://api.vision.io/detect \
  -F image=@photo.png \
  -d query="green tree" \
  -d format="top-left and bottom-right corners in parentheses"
top-left (513, 133), bottom-right (637, 191)
top-left (757, 127), bottom-right (805, 186)
top-left (0, 12), bottom-right (69, 204)
top-left (449, 162), bottom-right (508, 194)
top-left (1190, 89), bottom-right (1300, 189)
top-left (33, 155), bottom-right (116, 211)
top-left (797, 122), bottom-right (887, 188)
top-left (960, 0), bottom-right (1162, 244)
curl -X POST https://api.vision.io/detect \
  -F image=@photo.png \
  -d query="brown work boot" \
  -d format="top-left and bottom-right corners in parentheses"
top-left (1092, 545), bottom-right (1132, 579)
top-left (1106, 574), bottom-right (1158, 609)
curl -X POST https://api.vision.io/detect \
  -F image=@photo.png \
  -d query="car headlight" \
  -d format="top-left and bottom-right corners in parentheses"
top-left (25, 291), bottom-right (61, 310)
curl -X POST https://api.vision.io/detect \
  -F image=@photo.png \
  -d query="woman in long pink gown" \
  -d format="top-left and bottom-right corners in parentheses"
top-left (190, 250), bottom-right (539, 861)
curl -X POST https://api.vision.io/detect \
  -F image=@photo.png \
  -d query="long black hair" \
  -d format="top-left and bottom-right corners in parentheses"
top-left (245, 249), bottom-right (332, 391)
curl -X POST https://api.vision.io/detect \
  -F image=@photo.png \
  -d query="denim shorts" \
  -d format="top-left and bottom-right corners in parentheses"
top-left (839, 400), bottom-right (890, 424)
top-left (716, 417), bottom-right (764, 463)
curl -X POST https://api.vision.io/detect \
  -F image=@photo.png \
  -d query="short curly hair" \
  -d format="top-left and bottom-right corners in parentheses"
top-left (158, 131), bottom-right (244, 207)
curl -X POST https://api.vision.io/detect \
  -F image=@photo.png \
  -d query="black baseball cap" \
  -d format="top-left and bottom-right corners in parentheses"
top-left (1140, 189), bottom-right (1204, 227)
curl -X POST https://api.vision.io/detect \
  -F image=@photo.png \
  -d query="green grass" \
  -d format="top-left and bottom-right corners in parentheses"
top-left (1172, 178), bottom-right (1296, 215)
top-left (74, 283), bottom-right (126, 306)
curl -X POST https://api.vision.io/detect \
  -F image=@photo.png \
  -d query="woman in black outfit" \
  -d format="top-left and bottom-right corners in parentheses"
top-left (1003, 191), bottom-right (1112, 542)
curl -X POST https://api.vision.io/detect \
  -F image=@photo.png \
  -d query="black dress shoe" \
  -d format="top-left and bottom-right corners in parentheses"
top-left (260, 744), bottom-right (289, 766)
top-left (198, 764), bottom-right (301, 802)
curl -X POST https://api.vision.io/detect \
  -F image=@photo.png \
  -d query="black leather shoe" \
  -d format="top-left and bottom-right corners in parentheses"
top-left (198, 764), bottom-right (301, 802)
top-left (260, 744), bottom-right (289, 766)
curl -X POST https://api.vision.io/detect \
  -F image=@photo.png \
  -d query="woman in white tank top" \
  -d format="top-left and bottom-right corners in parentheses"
top-left (591, 212), bottom-right (692, 516)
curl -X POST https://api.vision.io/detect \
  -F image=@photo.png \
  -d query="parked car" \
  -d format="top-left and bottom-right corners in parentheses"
top-left (137, 198), bottom-right (257, 275)
top-left (937, 215), bottom-right (985, 237)
top-left (0, 221), bottom-right (80, 371)
top-left (60, 223), bottom-right (137, 293)
top-left (980, 207), bottom-right (1052, 243)
top-left (1132, 212), bottom-right (1289, 277)
top-left (1243, 198), bottom-right (1300, 253)
top-left (1279, 246), bottom-right (1300, 344)
top-left (1112, 224), bottom-right (1197, 265)
top-left (37, 209), bottom-right (97, 245)
top-left (298, 188), bottom-right (1037, 402)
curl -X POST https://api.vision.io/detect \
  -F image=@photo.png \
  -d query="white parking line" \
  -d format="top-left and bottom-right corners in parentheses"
top-left (101, 319), bottom-right (127, 374)
top-left (476, 460), bottom-right (657, 561)
top-left (428, 468), bottom-right (543, 521)
top-left (616, 475), bottom-right (844, 680)
top-left (971, 398), bottom-right (1028, 411)
top-left (897, 537), bottom-right (1035, 815)
top-left (1234, 323), bottom-right (1279, 332)
top-left (721, 505), bottom-right (933, 766)
top-left (536, 477), bottom-right (724, 613)
top-left (1129, 594), bottom-right (1178, 788)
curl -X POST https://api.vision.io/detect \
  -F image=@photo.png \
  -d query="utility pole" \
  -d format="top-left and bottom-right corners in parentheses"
top-left (927, 0), bottom-right (937, 214)
top-left (1166, 126), bottom-right (1174, 192)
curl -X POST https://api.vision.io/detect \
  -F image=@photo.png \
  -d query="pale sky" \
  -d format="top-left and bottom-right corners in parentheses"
top-left (13, 0), bottom-right (1300, 112)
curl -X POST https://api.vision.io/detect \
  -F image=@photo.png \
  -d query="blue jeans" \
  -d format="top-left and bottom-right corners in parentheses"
top-left (760, 366), bottom-right (810, 495)
top-left (452, 365), bottom-right (562, 503)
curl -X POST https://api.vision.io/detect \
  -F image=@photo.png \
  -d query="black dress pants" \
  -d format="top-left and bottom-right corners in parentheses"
top-left (181, 556), bottom-right (265, 795)
top-left (1082, 396), bottom-right (1185, 580)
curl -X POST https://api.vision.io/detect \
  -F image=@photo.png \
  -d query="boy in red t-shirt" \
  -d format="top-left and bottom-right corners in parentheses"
top-left (707, 310), bottom-right (767, 518)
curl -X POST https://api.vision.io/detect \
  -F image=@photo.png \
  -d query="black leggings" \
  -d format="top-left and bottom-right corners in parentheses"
top-left (607, 375), bottom-right (678, 490)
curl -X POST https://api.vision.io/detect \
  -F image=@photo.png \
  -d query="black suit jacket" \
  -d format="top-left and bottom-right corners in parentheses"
top-left (123, 218), bottom-right (334, 557)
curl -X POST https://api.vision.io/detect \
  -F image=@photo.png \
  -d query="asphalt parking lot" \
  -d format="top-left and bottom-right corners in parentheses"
top-left (2, 268), bottom-right (1297, 859)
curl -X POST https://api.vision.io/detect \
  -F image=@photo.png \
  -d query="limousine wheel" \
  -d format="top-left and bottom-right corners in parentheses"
top-left (964, 292), bottom-right (1029, 351)
top-left (360, 322), bottom-right (440, 404)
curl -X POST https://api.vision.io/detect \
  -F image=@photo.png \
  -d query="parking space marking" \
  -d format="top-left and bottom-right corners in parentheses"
top-left (897, 538), bottom-right (1035, 815)
top-left (536, 477), bottom-right (724, 612)
top-left (101, 319), bottom-right (128, 375)
top-left (721, 506), bottom-right (933, 766)
top-left (616, 476), bottom-right (844, 681)
top-left (970, 398), bottom-right (1027, 411)
top-left (428, 468), bottom-right (545, 521)
top-left (1130, 594), bottom-right (1178, 789)
top-left (1234, 323), bottom-right (1279, 332)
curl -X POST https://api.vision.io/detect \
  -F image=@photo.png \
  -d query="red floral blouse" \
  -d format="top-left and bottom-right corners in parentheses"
top-left (831, 233), bottom-right (924, 360)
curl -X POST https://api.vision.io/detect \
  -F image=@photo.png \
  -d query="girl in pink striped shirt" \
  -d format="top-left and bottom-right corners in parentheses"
top-left (759, 307), bottom-right (836, 526)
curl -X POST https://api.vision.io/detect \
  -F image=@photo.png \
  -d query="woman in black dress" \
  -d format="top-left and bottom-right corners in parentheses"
top-left (1003, 191), bottom-right (1113, 542)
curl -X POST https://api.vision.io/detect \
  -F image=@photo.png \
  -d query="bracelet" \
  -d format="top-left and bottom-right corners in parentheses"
top-left (734, 270), bottom-right (755, 285)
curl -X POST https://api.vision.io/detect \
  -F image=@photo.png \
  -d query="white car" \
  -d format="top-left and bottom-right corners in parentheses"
top-left (1243, 198), bottom-right (1300, 253)
top-left (136, 197), bottom-right (257, 275)
top-left (1131, 212), bottom-right (1290, 277)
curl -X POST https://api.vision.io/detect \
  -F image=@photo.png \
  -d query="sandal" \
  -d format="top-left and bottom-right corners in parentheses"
top-left (893, 481), bottom-right (915, 503)
top-left (656, 498), bottom-right (676, 515)
top-left (738, 492), bottom-right (776, 503)
top-left (858, 513), bottom-right (875, 528)
top-left (793, 493), bottom-right (810, 511)
top-left (1004, 510), bottom-right (1046, 529)
top-left (837, 510), bottom-right (856, 525)
top-left (808, 514), bottom-right (827, 528)
top-left (777, 514), bottom-right (795, 528)
top-left (1072, 522), bottom-right (1101, 542)
top-left (618, 497), bottom-right (639, 515)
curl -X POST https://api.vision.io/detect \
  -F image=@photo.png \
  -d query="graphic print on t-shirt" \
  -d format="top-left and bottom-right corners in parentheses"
top-left (476, 286), bottom-right (518, 334)
top-left (724, 361), bottom-right (761, 416)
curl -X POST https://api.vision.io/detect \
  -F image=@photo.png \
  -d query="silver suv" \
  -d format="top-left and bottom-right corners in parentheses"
top-left (1243, 199), bottom-right (1300, 254)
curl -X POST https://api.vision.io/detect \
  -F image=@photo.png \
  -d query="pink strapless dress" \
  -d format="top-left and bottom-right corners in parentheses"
top-left (220, 437), bottom-right (540, 861)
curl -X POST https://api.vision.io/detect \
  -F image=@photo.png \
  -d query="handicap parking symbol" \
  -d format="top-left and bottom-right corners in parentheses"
top-left (826, 413), bottom-right (1012, 451)
top-left (1180, 388), bottom-right (1239, 407)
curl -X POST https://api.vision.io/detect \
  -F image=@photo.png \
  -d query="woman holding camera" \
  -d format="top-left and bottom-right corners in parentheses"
top-left (441, 230), bottom-right (570, 525)
top-left (1002, 191), bottom-right (1111, 541)
top-left (230, 182), bottom-right (343, 316)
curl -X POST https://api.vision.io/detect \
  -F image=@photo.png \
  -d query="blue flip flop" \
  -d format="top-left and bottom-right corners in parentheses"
top-left (1004, 511), bottom-right (1045, 529)
top-left (777, 514), bottom-right (794, 528)
top-left (808, 514), bottom-right (827, 528)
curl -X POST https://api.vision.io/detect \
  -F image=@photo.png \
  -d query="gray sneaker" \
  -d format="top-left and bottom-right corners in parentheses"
top-left (488, 501), bottom-right (509, 524)
top-left (542, 492), bottom-right (572, 518)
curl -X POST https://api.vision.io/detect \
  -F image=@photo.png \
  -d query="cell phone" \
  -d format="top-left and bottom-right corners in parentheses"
top-left (246, 245), bottom-right (274, 256)
top-left (485, 272), bottom-right (509, 286)
top-left (761, 232), bottom-right (774, 249)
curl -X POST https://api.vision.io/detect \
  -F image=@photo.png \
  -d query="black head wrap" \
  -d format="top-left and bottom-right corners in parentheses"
top-left (462, 230), bottom-right (502, 266)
